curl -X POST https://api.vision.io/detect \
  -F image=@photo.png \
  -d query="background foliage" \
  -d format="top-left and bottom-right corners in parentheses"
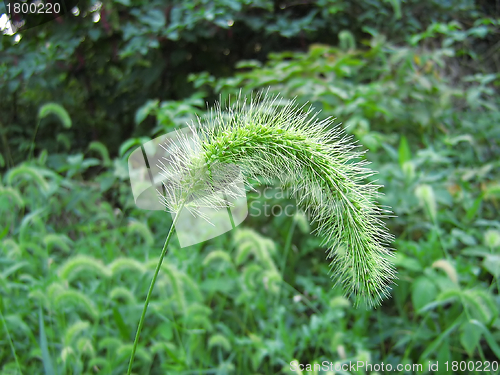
top-left (1, 0), bottom-right (500, 374)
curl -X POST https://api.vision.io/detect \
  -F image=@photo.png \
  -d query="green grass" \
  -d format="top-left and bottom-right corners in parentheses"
top-left (1, 21), bottom-right (500, 375)
top-left (1, 109), bottom-right (499, 374)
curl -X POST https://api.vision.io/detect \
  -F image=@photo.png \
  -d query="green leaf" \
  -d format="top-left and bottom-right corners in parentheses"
top-left (482, 254), bottom-right (500, 278)
top-left (412, 276), bottom-right (437, 311)
top-left (200, 277), bottom-right (235, 294)
top-left (119, 137), bottom-right (151, 158)
top-left (142, 9), bottom-right (166, 31)
top-left (462, 290), bottom-right (498, 324)
top-left (451, 228), bottom-right (477, 246)
top-left (468, 320), bottom-right (500, 359)
top-left (437, 337), bottom-right (450, 370)
top-left (466, 193), bottom-right (484, 221)
top-left (38, 103), bottom-right (72, 128)
top-left (398, 135), bottom-right (411, 168)
top-left (135, 99), bottom-right (159, 125)
top-left (0, 223), bottom-right (9, 240)
top-left (460, 320), bottom-right (482, 357)
top-left (386, 0), bottom-right (402, 19)
top-left (393, 252), bottom-right (422, 272)
top-left (39, 307), bottom-right (55, 375)
top-left (112, 307), bottom-right (130, 340)
top-left (98, 174), bottom-right (117, 192)
top-left (418, 316), bottom-right (462, 363)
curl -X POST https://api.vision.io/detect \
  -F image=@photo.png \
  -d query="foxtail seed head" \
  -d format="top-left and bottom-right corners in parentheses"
top-left (158, 92), bottom-right (396, 307)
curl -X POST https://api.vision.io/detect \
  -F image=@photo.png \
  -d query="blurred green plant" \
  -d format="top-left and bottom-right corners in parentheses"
top-left (1, 6), bottom-right (500, 375)
top-left (1, 0), bottom-right (496, 165)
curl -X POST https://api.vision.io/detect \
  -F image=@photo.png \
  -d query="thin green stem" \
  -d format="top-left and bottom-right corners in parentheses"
top-left (127, 205), bottom-right (184, 375)
top-left (28, 119), bottom-right (41, 162)
top-left (0, 307), bottom-right (22, 374)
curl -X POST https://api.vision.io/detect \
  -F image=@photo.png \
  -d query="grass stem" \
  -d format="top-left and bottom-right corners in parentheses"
top-left (0, 307), bottom-right (22, 374)
top-left (127, 205), bottom-right (183, 375)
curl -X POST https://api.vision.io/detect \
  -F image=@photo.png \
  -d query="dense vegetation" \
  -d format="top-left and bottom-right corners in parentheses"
top-left (1, 0), bottom-right (499, 374)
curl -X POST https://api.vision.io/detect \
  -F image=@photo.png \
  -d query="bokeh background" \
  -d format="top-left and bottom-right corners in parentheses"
top-left (1, 0), bottom-right (500, 374)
